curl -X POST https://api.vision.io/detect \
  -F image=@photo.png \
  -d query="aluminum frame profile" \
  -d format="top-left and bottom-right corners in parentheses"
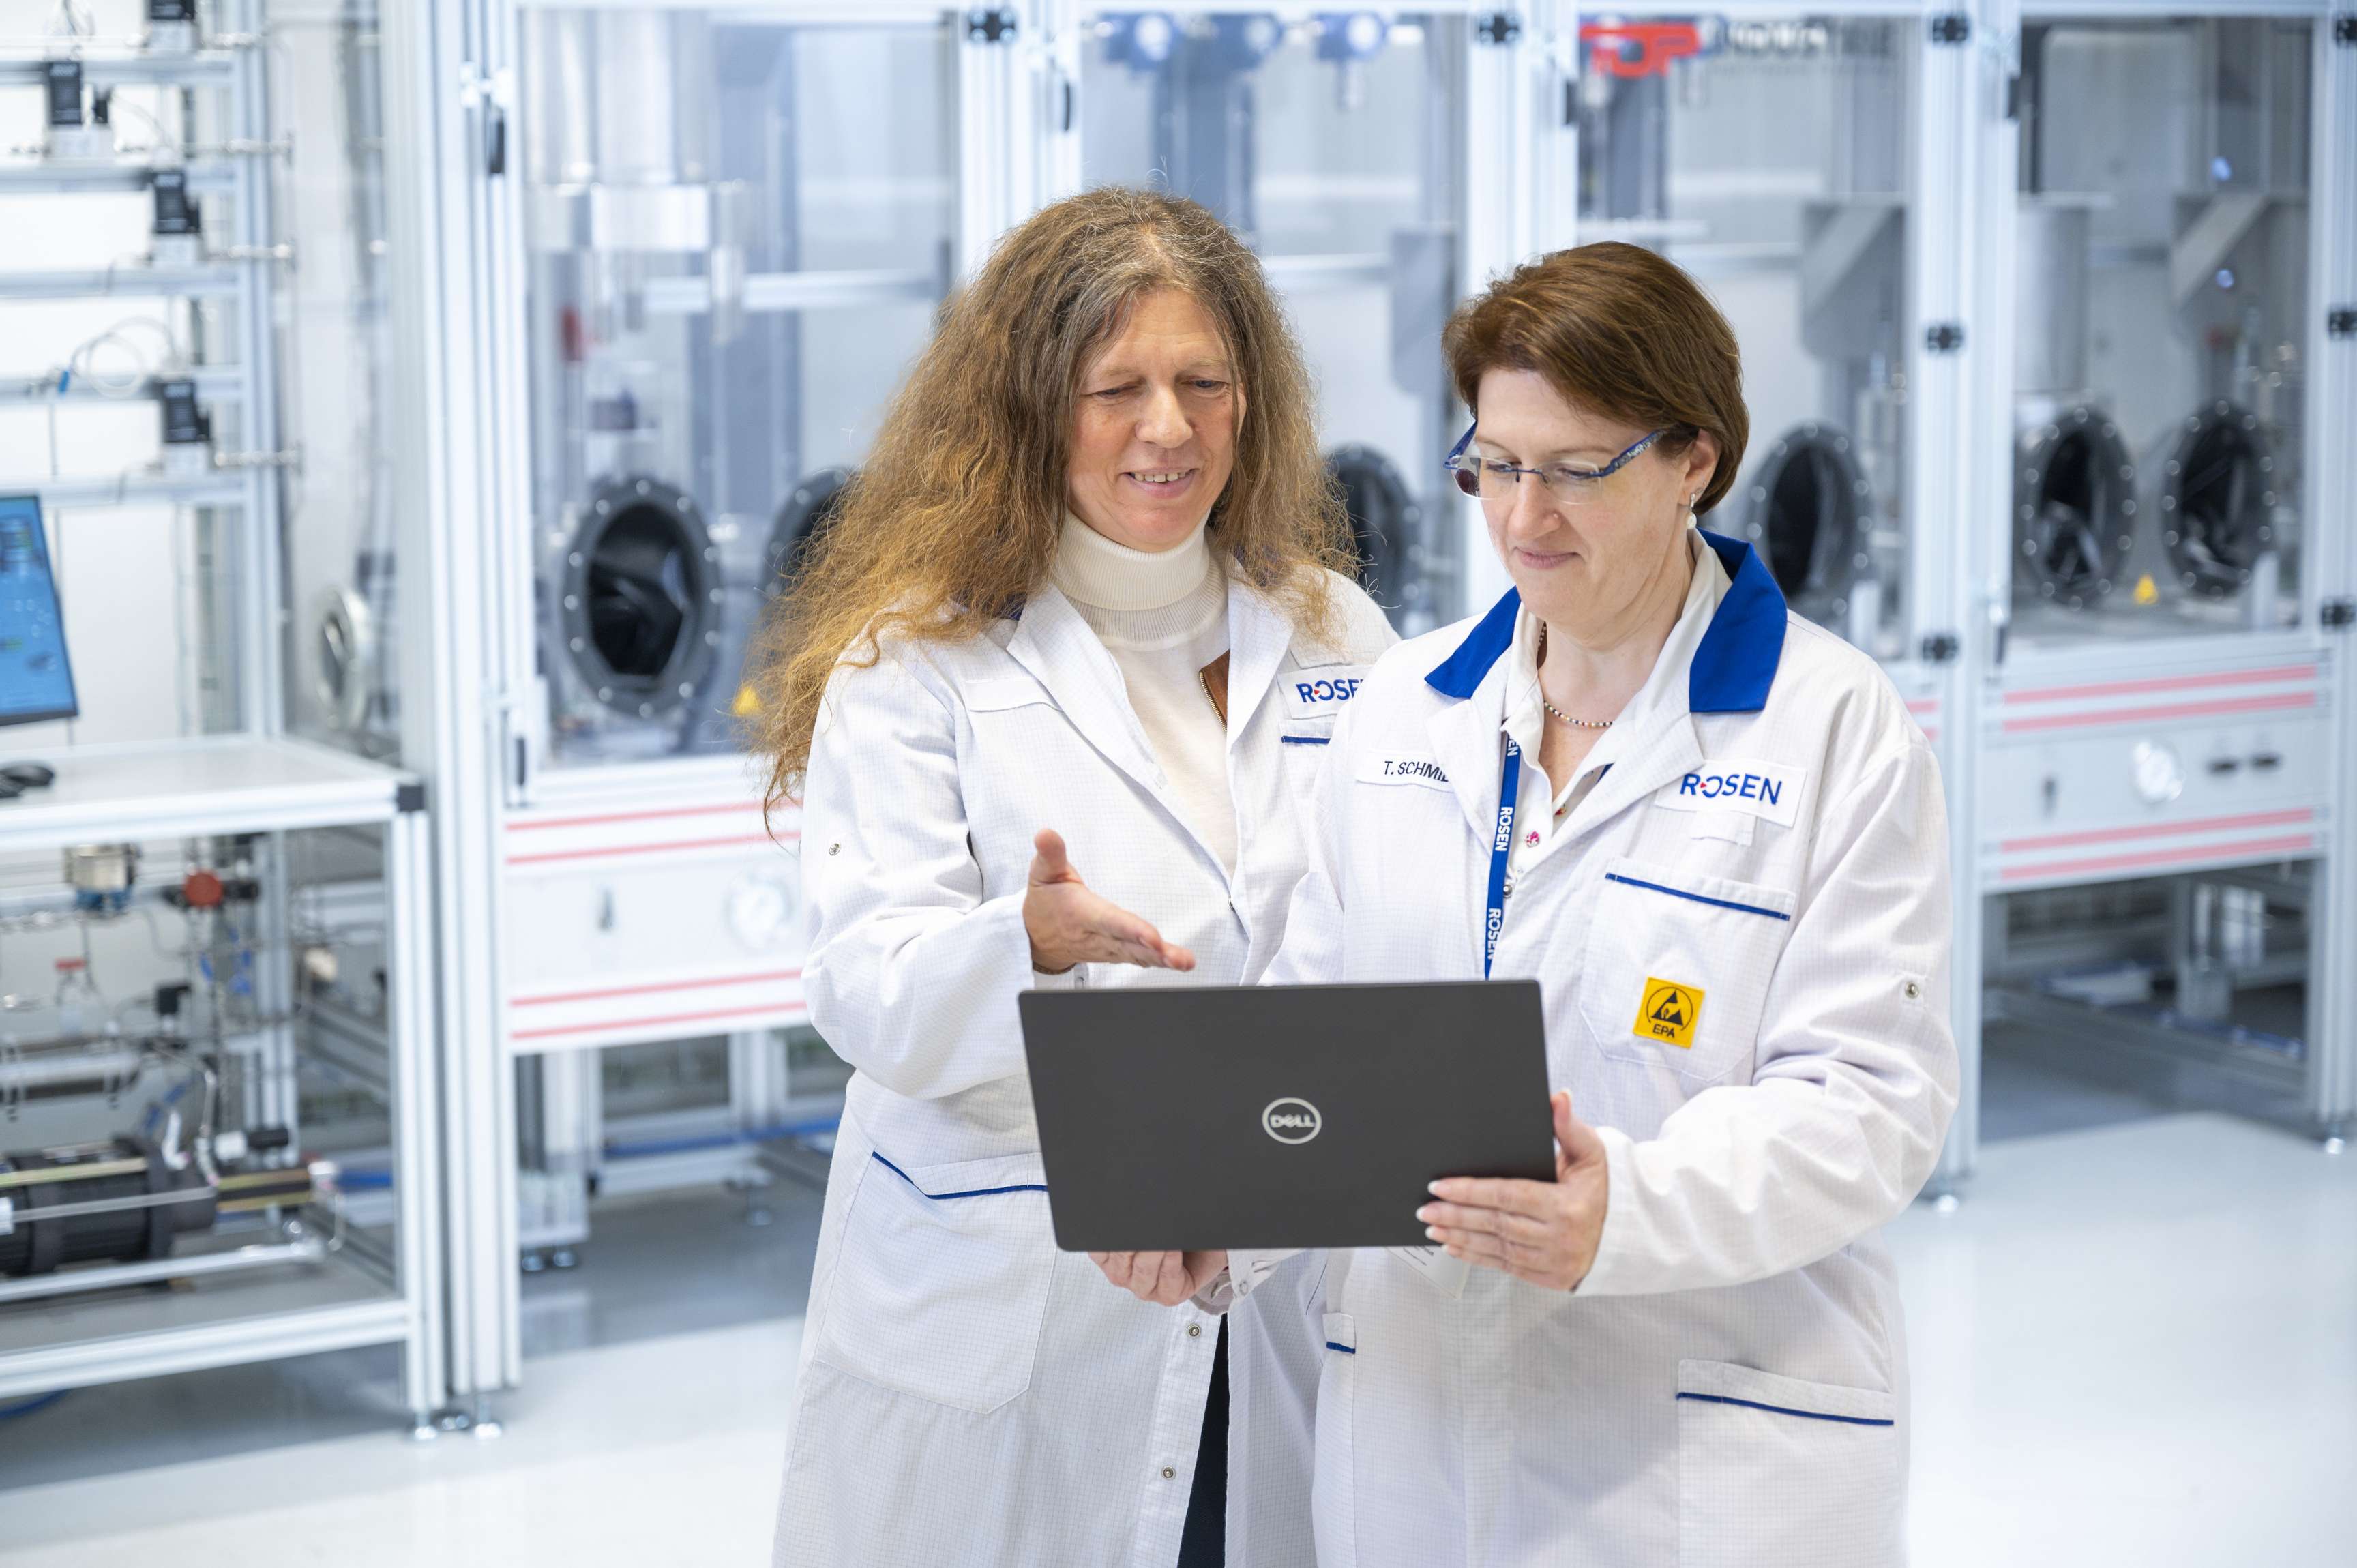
top-left (960, 0), bottom-right (1046, 272)
top-left (1455, 6), bottom-right (1549, 615)
top-left (226, 0), bottom-right (284, 737)
top-left (384, 0), bottom-right (525, 1402)
top-left (386, 801), bottom-right (451, 1415)
top-left (1034, 0), bottom-right (1086, 205)
top-left (1919, 3), bottom-right (1987, 1189)
top-left (2307, 11), bottom-right (2356, 1136)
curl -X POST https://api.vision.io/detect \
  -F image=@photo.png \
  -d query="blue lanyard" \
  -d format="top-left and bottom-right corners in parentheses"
top-left (1483, 737), bottom-right (1522, 977)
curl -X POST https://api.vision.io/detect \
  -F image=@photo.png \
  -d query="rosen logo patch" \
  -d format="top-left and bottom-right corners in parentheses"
top-left (1633, 978), bottom-right (1704, 1049)
top-left (1652, 759), bottom-right (1804, 828)
top-left (1285, 666), bottom-right (1367, 719)
top-left (1262, 1097), bottom-right (1323, 1144)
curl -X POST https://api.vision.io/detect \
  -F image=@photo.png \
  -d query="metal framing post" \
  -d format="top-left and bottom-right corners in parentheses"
top-left (382, 0), bottom-right (521, 1406)
top-left (1941, 0), bottom-right (2031, 1189)
top-left (1460, 8), bottom-right (1539, 614)
top-left (385, 801), bottom-right (450, 1423)
top-left (255, 831), bottom-right (298, 1140)
top-left (1034, 0), bottom-right (1086, 208)
top-left (1923, 0), bottom-right (1995, 1192)
top-left (487, 2), bottom-right (543, 815)
top-left (2307, 13), bottom-right (2356, 1137)
top-left (231, 0), bottom-right (287, 736)
top-left (1464, 8), bottom-right (1538, 286)
top-left (1526, 1), bottom-right (1583, 259)
top-left (730, 1029), bottom-right (793, 1129)
top-left (958, 3), bottom-right (1045, 276)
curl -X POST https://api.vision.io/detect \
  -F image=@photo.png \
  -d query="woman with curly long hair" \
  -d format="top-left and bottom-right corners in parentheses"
top-left (754, 188), bottom-right (1395, 1567)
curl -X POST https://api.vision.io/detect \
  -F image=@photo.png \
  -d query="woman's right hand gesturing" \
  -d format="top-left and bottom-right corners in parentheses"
top-left (1024, 829), bottom-right (1196, 975)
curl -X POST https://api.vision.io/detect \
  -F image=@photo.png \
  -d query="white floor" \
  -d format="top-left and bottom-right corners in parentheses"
top-left (1891, 1114), bottom-right (2357, 1565)
top-left (1, 1112), bottom-right (2349, 1567)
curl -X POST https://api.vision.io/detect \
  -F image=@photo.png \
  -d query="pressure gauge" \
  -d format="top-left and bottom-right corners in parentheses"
top-left (2131, 740), bottom-right (2184, 805)
top-left (726, 871), bottom-right (797, 950)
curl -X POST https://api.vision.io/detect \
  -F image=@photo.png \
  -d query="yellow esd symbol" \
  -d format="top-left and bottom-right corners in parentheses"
top-left (1633, 977), bottom-right (1704, 1049)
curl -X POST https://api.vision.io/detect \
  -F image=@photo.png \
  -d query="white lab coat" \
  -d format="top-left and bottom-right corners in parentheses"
top-left (1271, 531), bottom-right (1957, 1567)
top-left (772, 565), bottom-right (1395, 1568)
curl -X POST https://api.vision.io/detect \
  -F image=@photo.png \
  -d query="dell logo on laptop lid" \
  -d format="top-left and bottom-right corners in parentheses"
top-left (1262, 1098), bottom-right (1322, 1144)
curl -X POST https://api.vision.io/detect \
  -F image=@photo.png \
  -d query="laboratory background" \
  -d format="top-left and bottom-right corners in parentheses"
top-left (0, 0), bottom-right (2349, 1563)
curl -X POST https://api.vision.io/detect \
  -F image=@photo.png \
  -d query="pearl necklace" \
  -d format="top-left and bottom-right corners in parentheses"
top-left (1543, 696), bottom-right (1614, 730)
top-left (1535, 623), bottom-right (1615, 730)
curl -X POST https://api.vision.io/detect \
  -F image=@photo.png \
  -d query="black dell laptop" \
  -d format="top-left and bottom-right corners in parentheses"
top-left (1019, 979), bottom-right (1556, 1251)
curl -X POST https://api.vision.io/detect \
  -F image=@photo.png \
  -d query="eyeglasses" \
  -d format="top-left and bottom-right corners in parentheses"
top-left (1442, 424), bottom-right (1665, 505)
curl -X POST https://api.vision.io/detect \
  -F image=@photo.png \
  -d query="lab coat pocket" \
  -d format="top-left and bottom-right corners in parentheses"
top-left (812, 1148), bottom-right (1054, 1415)
top-left (1311, 1313), bottom-right (1358, 1567)
top-left (1675, 1359), bottom-right (1901, 1568)
top-left (1580, 857), bottom-right (1797, 1091)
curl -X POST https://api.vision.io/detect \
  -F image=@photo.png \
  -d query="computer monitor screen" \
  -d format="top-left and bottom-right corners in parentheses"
top-left (0, 495), bottom-right (80, 728)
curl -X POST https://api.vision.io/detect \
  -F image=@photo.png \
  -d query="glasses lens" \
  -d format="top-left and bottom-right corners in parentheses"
top-left (1541, 471), bottom-right (1591, 506)
top-left (1451, 467), bottom-right (1482, 499)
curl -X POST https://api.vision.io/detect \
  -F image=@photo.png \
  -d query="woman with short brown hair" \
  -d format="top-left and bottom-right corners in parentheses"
top-left (756, 186), bottom-right (1393, 1567)
top-left (1253, 241), bottom-right (1956, 1563)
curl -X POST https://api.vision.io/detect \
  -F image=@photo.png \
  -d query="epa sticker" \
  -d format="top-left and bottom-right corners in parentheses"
top-left (1633, 977), bottom-right (1704, 1050)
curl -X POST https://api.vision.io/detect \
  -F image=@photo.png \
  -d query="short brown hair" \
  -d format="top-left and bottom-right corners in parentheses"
top-left (750, 187), bottom-right (1352, 806)
top-left (1442, 242), bottom-right (1748, 515)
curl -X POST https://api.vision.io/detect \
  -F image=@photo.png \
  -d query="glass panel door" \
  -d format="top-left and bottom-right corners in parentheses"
top-left (516, 9), bottom-right (955, 764)
top-left (2006, 15), bottom-right (2311, 650)
top-left (1575, 15), bottom-right (1921, 662)
top-left (1080, 9), bottom-right (1468, 630)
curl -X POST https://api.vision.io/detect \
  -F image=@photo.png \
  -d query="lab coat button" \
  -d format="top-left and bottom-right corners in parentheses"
top-left (1188, 1324), bottom-right (1202, 1337)
top-left (1162, 1468), bottom-right (1176, 1480)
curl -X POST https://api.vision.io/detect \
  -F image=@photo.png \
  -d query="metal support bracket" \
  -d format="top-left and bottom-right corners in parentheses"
top-left (966, 8), bottom-right (1017, 44)
top-left (1474, 13), bottom-right (1522, 46)
top-left (1920, 631), bottom-right (1962, 664)
top-left (2328, 306), bottom-right (2356, 338)
top-left (1929, 14), bottom-right (1970, 45)
top-left (1925, 322), bottom-right (1965, 353)
top-left (2322, 599), bottom-right (2355, 630)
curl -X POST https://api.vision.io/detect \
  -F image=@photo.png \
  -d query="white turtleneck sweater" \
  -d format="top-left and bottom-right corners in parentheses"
top-left (1051, 516), bottom-right (1236, 874)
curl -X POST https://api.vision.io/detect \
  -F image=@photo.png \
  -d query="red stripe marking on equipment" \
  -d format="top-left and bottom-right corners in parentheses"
top-left (512, 970), bottom-right (805, 1008)
top-left (510, 802), bottom-right (783, 831)
top-left (2000, 808), bottom-right (2314, 854)
top-left (2000, 692), bottom-right (2315, 733)
top-left (2004, 665), bottom-right (2316, 705)
top-left (511, 1001), bottom-right (810, 1042)
top-left (1999, 833), bottom-right (2315, 883)
top-left (505, 833), bottom-right (780, 866)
